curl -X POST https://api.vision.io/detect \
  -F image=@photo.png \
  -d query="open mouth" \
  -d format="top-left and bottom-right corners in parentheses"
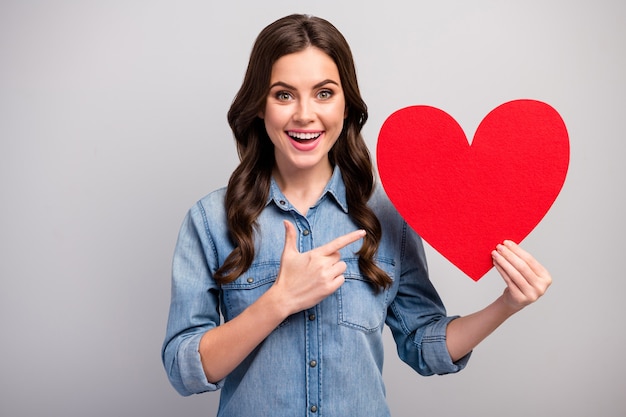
top-left (286, 131), bottom-right (323, 143)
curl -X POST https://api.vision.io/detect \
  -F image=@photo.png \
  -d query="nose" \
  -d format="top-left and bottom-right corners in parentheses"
top-left (293, 99), bottom-right (314, 124)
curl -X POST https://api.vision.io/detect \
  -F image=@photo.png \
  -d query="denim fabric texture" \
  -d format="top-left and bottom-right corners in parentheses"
top-left (162, 167), bottom-right (470, 416)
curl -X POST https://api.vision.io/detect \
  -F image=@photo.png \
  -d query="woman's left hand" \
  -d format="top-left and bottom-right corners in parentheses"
top-left (492, 240), bottom-right (552, 313)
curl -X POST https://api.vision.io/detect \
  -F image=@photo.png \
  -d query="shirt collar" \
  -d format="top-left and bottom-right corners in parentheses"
top-left (267, 165), bottom-right (349, 213)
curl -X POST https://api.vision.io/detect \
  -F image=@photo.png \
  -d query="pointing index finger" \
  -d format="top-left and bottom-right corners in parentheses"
top-left (319, 229), bottom-right (366, 255)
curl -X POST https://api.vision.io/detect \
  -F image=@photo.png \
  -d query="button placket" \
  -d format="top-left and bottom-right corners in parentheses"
top-left (295, 216), bottom-right (313, 252)
top-left (305, 304), bottom-right (320, 416)
top-left (294, 211), bottom-right (320, 416)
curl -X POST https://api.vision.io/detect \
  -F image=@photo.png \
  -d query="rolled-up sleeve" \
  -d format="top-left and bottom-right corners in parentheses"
top-left (385, 222), bottom-right (471, 376)
top-left (161, 204), bottom-right (224, 396)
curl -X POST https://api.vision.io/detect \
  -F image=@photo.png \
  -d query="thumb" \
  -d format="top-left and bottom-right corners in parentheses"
top-left (282, 220), bottom-right (299, 254)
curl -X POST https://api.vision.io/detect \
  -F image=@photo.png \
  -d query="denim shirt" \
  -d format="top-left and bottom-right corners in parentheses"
top-left (162, 167), bottom-right (470, 416)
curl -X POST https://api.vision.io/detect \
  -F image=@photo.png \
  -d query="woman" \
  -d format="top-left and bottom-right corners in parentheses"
top-left (162, 14), bottom-right (551, 416)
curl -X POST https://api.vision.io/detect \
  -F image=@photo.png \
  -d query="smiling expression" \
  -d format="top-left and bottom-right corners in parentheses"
top-left (261, 47), bottom-right (346, 179)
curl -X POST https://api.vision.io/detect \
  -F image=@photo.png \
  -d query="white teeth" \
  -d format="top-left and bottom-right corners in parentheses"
top-left (287, 131), bottom-right (322, 140)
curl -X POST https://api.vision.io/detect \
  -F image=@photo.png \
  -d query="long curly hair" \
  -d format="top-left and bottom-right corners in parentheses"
top-left (215, 14), bottom-right (391, 289)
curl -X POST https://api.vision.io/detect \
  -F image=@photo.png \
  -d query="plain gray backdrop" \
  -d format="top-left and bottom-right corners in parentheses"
top-left (1, 1), bottom-right (624, 416)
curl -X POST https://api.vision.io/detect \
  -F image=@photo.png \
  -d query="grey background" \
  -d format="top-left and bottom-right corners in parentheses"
top-left (1, 1), bottom-right (624, 416)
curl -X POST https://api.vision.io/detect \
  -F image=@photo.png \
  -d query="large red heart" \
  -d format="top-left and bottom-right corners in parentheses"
top-left (376, 99), bottom-right (569, 280)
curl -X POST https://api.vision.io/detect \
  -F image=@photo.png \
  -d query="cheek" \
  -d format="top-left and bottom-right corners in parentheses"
top-left (263, 107), bottom-right (288, 129)
top-left (262, 112), bottom-right (287, 146)
top-left (329, 104), bottom-right (348, 127)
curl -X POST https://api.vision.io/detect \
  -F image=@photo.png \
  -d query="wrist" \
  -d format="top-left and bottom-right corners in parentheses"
top-left (495, 293), bottom-right (523, 317)
top-left (259, 285), bottom-right (294, 322)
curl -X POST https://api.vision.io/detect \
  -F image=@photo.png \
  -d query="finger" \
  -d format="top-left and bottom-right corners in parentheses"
top-left (492, 252), bottom-right (520, 292)
top-left (501, 240), bottom-right (548, 278)
top-left (318, 229), bottom-right (366, 255)
top-left (328, 260), bottom-right (348, 279)
top-left (493, 243), bottom-right (535, 290)
top-left (496, 241), bottom-right (551, 289)
top-left (282, 220), bottom-right (299, 254)
top-left (493, 245), bottom-right (550, 309)
top-left (324, 250), bottom-right (342, 266)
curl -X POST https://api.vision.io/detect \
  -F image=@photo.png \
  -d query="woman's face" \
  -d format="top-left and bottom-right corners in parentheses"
top-left (261, 46), bottom-right (346, 179)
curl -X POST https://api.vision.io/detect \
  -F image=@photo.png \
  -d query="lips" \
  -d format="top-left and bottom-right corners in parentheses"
top-left (286, 130), bottom-right (323, 151)
top-left (287, 130), bottom-right (322, 140)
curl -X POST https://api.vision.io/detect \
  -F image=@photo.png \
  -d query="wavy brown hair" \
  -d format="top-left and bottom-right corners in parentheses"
top-left (215, 14), bottom-right (392, 290)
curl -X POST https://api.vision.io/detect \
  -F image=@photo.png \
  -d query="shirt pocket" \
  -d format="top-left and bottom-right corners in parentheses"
top-left (337, 257), bottom-right (394, 333)
top-left (220, 262), bottom-right (287, 325)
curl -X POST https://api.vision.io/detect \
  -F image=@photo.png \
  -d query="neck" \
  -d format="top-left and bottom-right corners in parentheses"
top-left (273, 161), bottom-right (334, 215)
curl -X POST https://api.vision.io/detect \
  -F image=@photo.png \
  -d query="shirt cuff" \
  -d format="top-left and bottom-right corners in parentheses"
top-left (178, 333), bottom-right (224, 394)
top-left (421, 315), bottom-right (471, 374)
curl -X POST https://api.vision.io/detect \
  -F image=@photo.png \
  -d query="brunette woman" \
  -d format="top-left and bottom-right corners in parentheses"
top-left (162, 14), bottom-right (551, 416)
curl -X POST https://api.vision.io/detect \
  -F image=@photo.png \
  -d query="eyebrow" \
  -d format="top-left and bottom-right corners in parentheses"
top-left (268, 79), bottom-right (340, 90)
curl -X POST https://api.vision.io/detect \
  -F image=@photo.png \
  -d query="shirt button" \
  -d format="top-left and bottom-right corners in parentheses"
top-left (246, 277), bottom-right (254, 283)
top-left (309, 360), bottom-right (317, 368)
top-left (279, 200), bottom-right (286, 205)
top-left (308, 314), bottom-right (316, 321)
top-left (310, 405), bottom-right (318, 413)
top-left (302, 229), bottom-right (310, 236)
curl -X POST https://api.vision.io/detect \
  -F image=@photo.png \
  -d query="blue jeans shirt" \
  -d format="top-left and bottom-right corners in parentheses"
top-left (162, 167), bottom-right (470, 416)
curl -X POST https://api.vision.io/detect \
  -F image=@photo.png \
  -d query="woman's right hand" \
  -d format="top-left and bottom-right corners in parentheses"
top-left (271, 220), bottom-right (365, 315)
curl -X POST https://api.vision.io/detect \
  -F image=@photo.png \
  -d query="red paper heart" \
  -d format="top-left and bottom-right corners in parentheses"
top-left (376, 99), bottom-right (569, 280)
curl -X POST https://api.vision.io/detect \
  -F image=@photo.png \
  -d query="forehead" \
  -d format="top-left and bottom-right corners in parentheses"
top-left (270, 47), bottom-right (340, 84)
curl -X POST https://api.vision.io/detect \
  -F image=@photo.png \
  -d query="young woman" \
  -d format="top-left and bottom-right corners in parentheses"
top-left (162, 14), bottom-right (551, 416)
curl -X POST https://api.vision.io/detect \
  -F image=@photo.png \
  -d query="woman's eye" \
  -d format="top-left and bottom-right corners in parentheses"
top-left (318, 90), bottom-right (333, 99)
top-left (275, 91), bottom-right (292, 101)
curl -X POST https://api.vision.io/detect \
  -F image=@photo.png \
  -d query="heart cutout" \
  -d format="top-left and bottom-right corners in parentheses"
top-left (376, 99), bottom-right (569, 280)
